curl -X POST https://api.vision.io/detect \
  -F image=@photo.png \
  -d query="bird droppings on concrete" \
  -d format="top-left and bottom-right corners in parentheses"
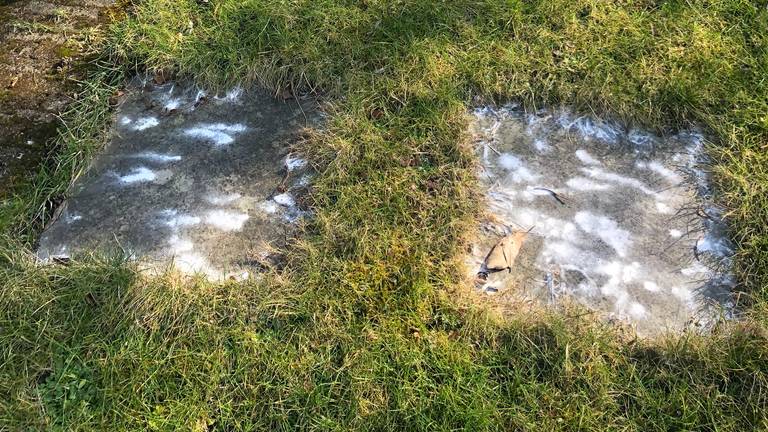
top-left (183, 122), bottom-right (247, 146)
top-left (37, 78), bottom-right (320, 280)
top-left (133, 116), bottom-right (160, 131)
top-left (133, 152), bottom-right (183, 163)
top-left (285, 155), bottom-right (308, 171)
top-left (470, 105), bottom-right (735, 335)
top-left (117, 166), bottom-right (157, 184)
top-left (273, 193), bottom-right (296, 207)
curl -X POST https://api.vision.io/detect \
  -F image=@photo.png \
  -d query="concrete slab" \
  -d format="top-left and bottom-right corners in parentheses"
top-left (470, 105), bottom-right (735, 335)
top-left (37, 79), bottom-right (318, 280)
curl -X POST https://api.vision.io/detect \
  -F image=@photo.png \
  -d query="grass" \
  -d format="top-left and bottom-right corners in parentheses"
top-left (2, 0), bottom-right (768, 430)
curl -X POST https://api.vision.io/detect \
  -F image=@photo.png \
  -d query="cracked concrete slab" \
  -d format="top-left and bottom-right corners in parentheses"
top-left (37, 79), bottom-right (318, 280)
top-left (470, 105), bottom-right (735, 335)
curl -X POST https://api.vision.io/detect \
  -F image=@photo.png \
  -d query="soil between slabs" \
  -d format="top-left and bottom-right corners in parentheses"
top-left (37, 79), bottom-right (320, 280)
top-left (0, 0), bottom-right (115, 197)
top-left (470, 105), bottom-right (736, 336)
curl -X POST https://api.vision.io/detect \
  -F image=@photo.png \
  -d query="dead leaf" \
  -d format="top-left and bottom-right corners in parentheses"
top-left (483, 231), bottom-right (528, 273)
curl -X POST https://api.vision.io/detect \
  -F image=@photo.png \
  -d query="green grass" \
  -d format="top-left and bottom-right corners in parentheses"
top-left (2, 0), bottom-right (768, 430)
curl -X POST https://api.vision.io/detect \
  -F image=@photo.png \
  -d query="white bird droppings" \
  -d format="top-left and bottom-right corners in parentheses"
top-left (184, 123), bottom-right (247, 146)
top-left (566, 177), bottom-right (612, 191)
top-left (498, 153), bottom-right (539, 183)
top-left (285, 154), bottom-right (308, 171)
top-left (168, 235), bottom-right (194, 254)
top-left (162, 210), bottom-right (201, 228)
top-left (118, 166), bottom-right (156, 184)
top-left (133, 117), bottom-right (159, 131)
top-left (637, 160), bottom-right (683, 184)
top-left (533, 138), bottom-right (551, 153)
top-left (643, 281), bottom-right (660, 292)
top-left (574, 211), bottom-right (633, 257)
top-left (135, 152), bottom-right (182, 163)
top-left (628, 302), bottom-right (648, 319)
top-left (258, 201), bottom-right (278, 214)
top-left (575, 149), bottom-right (601, 165)
top-left (656, 202), bottom-right (673, 214)
top-left (273, 193), bottom-right (295, 207)
top-left (205, 193), bottom-right (242, 206)
top-left (204, 210), bottom-right (249, 231)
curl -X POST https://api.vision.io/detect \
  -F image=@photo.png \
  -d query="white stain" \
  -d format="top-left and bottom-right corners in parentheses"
top-left (285, 154), bottom-right (307, 171)
top-left (598, 261), bottom-right (642, 285)
top-left (205, 193), bottom-right (242, 206)
top-left (133, 117), bottom-right (159, 131)
top-left (497, 153), bottom-right (539, 183)
top-left (204, 210), bottom-right (249, 231)
top-left (273, 193), bottom-right (295, 207)
top-left (168, 235), bottom-right (194, 253)
top-left (164, 98), bottom-right (182, 111)
top-left (497, 153), bottom-right (523, 170)
top-left (184, 123), bottom-right (247, 146)
top-left (574, 212), bottom-right (633, 257)
top-left (696, 234), bottom-right (733, 258)
top-left (297, 174), bottom-right (312, 187)
top-left (533, 138), bottom-right (551, 153)
top-left (628, 129), bottom-right (654, 148)
top-left (162, 210), bottom-right (201, 228)
top-left (575, 149), bottom-right (601, 165)
top-left (282, 208), bottom-right (308, 223)
top-left (681, 262), bottom-right (709, 276)
top-left (558, 112), bottom-right (621, 143)
top-left (65, 213), bottom-right (83, 223)
top-left (174, 252), bottom-right (221, 279)
top-left (566, 177), bottom-right (612, 191)
top-left (535, 217), bottom-right (580, 243)
top-left (580, 167), bottom-right (655, 195)
top-left (216, 86), bottom-right (243, 103)
top-left (258, 201), bottom-right (278, 214)
top-left (472, 105), bottom-right (734, 330)
top-left (643, 281), bottom-right (660, 292)
top-left (636, 160), bottom-right (682, 184)
top-left (628, 302), bottom-right (647, 319)
top-left (194, 90), bottom-right (207, 105)
top-left (656, 202), bottom-right (673, 214)
top-left (118, 166), bottom-right (156, 184)
top-left (671, 286), bottom-right (693, 302)
top-left (135, 152), bottom-right (182, 163)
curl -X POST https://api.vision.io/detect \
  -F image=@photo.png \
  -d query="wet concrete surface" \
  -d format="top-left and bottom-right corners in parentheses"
top-left (470, 105), bottom-right (735, 335)
top-left (0, 0), bottom-right (114, 197)
top-left (38, 79), bottom-right (318, 280)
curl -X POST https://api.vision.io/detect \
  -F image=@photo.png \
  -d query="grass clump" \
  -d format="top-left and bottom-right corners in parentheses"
top-left (2, 0), bottom-right (768, 430)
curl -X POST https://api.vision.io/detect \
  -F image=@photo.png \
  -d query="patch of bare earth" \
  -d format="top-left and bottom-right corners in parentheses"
top-left (0, 0), bottom-right (114, 197)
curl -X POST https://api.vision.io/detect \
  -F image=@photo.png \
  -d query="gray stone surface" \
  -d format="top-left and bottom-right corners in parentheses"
top-left (470, 105), bottom-right (735, 335)
top-left (38, 79), bottom-right (317, 279)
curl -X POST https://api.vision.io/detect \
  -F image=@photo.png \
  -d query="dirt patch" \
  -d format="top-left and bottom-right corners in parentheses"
top-left (0, 0), bottom-right (115, 198)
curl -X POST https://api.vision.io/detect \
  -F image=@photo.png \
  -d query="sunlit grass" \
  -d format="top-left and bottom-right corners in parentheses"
top-left (1, 0), bottom-right (767, 429)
